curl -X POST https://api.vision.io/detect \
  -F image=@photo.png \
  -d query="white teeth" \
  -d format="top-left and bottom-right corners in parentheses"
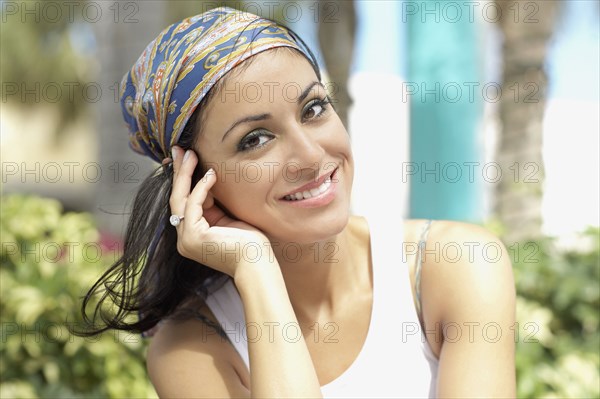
top-left (318, 181), bottom-right (329, 193)
top-left (284, 177), bottom-right (333, 201)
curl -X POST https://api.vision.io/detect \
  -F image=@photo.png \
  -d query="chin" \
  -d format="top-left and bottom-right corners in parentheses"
top-left (268, 206), bottom-right (351, 245)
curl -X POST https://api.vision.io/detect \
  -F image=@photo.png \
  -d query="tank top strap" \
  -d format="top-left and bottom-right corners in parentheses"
top-left (414, 219), bottom-right (433, 329)
top-left (204, 279), bottom-right (250, 368)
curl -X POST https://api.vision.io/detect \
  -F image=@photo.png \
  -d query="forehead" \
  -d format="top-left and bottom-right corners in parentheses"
top-left (196, 48), bottom-right (320, 135)
top-left (215, 48), bottom-right (318, 102)
top-left (193, 48), bottom-right (326, 163)
top-left (234, 46), bottom-right (315, 79)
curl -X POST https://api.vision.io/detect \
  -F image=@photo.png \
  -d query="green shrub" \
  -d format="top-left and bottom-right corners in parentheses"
top-left (510, 227), bottom-right (600, 398)
top-left (2, 194), bottom-right (598, 397)
top-left (0, 194), bottom-right (157, 398)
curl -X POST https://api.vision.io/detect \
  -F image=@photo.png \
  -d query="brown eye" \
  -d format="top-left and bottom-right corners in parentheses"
top-left (237, 129), bottom-right (274, 152)
top-left (305, 104), bottom-right (322, 119)
top-left (246, 136), bottom-right (261, 147)
top-left (302, 98), bottom-right (329, 122)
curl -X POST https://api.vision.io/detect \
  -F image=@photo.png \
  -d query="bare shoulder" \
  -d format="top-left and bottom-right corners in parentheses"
top-left (423, 219), bottom-right (515, 290)
top-left (147, 303), bottom-right (250, 398)
top-left (413, 219), bottom-right (516, 326)
top-left (404, 218), bottom-right (498, 245)
top-left (409, 222), bottom-right (517, 395)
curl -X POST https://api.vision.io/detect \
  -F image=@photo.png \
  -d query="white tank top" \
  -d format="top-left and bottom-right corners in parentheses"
top-left (205, 215), bottom-right (439, 398)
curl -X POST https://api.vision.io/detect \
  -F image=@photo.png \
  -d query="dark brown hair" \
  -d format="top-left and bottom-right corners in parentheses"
top-left (77, 20), bottom-right (322, 337)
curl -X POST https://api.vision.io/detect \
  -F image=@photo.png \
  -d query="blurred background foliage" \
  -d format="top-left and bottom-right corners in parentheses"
top-left (1, 193), bottom-right (598, 397)
top-left (511, 230), bottom-right (599, 397)
top-left (1, 0), bottom-right (97, 139)
top-left (0, 195), bottom-right (157, 398)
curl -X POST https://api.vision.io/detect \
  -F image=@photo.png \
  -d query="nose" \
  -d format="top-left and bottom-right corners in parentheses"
top-left (285, 124), bottom-right (326, 174)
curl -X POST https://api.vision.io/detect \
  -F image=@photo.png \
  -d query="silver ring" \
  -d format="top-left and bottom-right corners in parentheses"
top-left (169, 215), bottom-right (184, 226)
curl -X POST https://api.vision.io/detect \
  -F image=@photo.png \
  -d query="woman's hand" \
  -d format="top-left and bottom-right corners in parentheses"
top-left (157, 151), bottom-right (322, 399)
top-left (169, 146), bottom-right (274, 278)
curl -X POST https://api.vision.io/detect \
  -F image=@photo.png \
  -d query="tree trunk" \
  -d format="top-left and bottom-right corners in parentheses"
top-left (317, 0), bottom-right (356, 129)
top-left (93, 2), bottom-right (166, 237)
top-left (493, 0), bottom-right (561, 244)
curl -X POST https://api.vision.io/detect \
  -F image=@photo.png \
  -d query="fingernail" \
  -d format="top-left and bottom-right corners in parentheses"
top-left (171, 147), bottom-right (178, 161)
top-left (183, 150), bottom-right (190, 163)
top-left (202, 168), bottom-right (215, 182)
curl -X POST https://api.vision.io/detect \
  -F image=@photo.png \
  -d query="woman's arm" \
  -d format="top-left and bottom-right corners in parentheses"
top-left (147, 318), bottom-right (252, 397)
top-left (148, 147), bottom-right (322, 398)
top-left (147, 261), bottom-right (322, 398)
top-left (235, 260), bottom-right (322, 398)
top-left (421, 221), bottom-right (517, 397)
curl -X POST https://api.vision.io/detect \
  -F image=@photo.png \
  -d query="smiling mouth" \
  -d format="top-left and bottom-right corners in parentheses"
top-left (282, 168), bottom-right (337, 201)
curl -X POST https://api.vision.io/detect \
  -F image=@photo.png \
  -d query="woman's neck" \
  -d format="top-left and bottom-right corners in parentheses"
top-left (272, 216), bottom-right (371, 322)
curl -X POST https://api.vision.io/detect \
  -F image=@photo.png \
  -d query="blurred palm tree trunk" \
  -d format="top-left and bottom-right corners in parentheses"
top-left (493, 0), bottom-right (561, 243)
top-left (317, 0), bottom-right (356, 129)
top-left (93, 2), bottom-right (166, 237)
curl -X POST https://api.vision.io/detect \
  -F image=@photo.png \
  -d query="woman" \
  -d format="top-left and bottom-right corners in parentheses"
top-left (82, 7), bottom-right (516, 398)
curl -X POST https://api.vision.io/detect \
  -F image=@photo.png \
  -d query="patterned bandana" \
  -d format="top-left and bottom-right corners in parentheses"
top-left (119, 7), bottom-right (315, 163)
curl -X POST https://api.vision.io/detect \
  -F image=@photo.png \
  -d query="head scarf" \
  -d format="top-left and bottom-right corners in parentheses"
top-left (119, 7), bottom-right (317, 163)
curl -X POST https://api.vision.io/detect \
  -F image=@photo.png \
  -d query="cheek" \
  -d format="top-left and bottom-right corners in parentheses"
top-left (327, 117), bottom-right (351, 148)
top-left (329, 124), bottom-right (353, 165)
top-left (212, 171), bottom-right (272, 216)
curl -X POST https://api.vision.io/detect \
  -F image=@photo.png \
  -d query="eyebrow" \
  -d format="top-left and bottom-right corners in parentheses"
top-left (221, 81), bottom-right (324, 142)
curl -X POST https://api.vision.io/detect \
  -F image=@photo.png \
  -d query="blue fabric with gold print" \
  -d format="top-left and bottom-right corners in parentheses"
top-left (119, 7), bottom-right (315, 163)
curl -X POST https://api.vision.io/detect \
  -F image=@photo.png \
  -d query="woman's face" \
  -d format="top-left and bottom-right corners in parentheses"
top-left (195, 48), bottom-right (354, 244)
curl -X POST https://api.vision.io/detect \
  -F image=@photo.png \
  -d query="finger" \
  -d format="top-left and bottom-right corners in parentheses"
top-left (170, 149), bottom-right (198, 215)
top-left (185, 168), bottom-right (217, 226)
top-left (201, 191), bottom-right (226, 226)
top-left (171, 146), bottom-right (183, 175)
top-left (203, 190), bottom-right (215, 210)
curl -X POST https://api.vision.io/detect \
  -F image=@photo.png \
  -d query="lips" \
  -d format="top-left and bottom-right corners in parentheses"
top-left (281, 168), bottom-right (338, 201)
